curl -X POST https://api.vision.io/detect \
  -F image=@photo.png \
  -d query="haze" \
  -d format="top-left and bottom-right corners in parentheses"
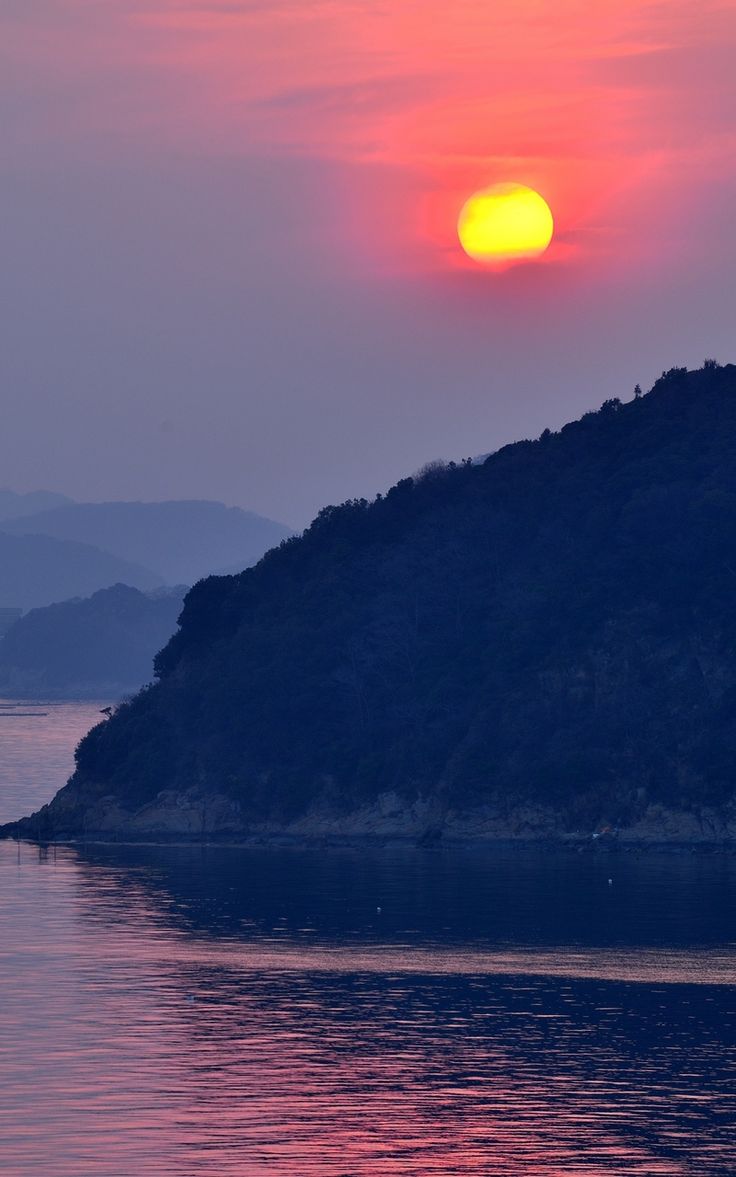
top-left (2, 0), bottom-right (735, 528)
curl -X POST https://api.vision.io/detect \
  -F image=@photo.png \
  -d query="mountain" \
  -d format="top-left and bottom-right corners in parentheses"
top-left (0, 488), bottom-right (73, 522)
top-left (1, 500), bottom-right (293, 585)
top-left (7, 363), bottom-right (736, 845)
top-left (0, 532), bottom-right (161, 611)
top-left (0, 584), bottom-right (186, 699)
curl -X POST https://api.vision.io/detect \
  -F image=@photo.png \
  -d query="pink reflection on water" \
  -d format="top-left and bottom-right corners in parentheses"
top-left (0, 844), bottom-right (734, 1175)
top-left (0, 699), bottom-right (106, 823)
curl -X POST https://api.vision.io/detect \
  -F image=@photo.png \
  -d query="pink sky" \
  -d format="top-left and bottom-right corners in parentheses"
top-left (1, 1), bottom-right (735, 523)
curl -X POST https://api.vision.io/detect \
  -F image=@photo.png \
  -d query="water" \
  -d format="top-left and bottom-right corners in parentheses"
top-left (0, 705), bottom-right (735, 1175)
top-left (0, 698), bottom-right (107, 824)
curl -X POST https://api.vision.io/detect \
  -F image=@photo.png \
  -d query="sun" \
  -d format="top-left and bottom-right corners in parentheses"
top-left (457, 183), bottom-right (554, 267)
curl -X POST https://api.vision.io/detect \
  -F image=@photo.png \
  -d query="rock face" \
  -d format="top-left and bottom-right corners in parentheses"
top-left (5, 363), bottom-right (736, 845)
top-left (9, 785), bottom-right (735, 847)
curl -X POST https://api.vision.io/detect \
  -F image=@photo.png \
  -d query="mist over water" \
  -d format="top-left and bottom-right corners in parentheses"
top-left (0, 706), bottom-right (735, 1175)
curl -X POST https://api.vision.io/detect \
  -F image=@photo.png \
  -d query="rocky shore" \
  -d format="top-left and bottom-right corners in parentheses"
top-left (3, 784), bottom-right (734, 851)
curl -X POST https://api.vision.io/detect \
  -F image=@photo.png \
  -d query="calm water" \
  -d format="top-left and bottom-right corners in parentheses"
top-left (0, 705), bottom-right (735, 1175)
top-left (0, 698), bottom-right (107, 824)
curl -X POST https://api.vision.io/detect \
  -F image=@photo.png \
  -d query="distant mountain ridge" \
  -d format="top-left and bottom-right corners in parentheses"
top-left (2, 499), bottom-right (293, 585)
top-left (0, 531), bottom-right (161, 611)
top-left (0, 488), bottom-right (73, 522)
top-left (7, 363), bottom-right (736, 845)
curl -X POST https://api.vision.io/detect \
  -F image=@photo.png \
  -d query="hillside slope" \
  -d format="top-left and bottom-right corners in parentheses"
top-left (0, 584), bottom-right (185, 699)
top-left (8, 364), bottom-right (736, 844)
top-left (2, 500), bottom-right (293, 584)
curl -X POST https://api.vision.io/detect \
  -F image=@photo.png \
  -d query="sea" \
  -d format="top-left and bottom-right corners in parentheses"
top-left (0, 699), bottom-right (734, 1175)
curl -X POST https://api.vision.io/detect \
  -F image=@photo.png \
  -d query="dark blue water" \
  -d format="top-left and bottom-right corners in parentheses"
top-left (1, 841), bottom-right (735, 1176)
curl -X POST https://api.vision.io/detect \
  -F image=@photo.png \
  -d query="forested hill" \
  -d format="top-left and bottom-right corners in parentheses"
top-left (0, 584), bottom-right (186, 699)
top-left (8, 363), bottom-right (736, 843)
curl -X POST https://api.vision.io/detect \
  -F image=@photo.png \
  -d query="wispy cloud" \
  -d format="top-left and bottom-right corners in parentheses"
top-left (2, 0), bottom-right (735, 267)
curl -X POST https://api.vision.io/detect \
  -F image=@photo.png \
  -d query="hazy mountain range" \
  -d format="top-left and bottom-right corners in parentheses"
top-left (0, 498), bottom-right (292, 610)
top-left (0, 489), bottom-right (73, 521)
top-left (8, 363), bottom-right (736, 846)
top-left (1, 500), bottom-right (293, 586)
top-left (0, 531), bottom-right (162, 611)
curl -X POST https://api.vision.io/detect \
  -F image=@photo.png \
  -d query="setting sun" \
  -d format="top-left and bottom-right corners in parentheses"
top-left (457, 183), bottom-right (554, 267)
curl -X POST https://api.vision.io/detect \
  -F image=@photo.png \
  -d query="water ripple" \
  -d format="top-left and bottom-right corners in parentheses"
top-left (0, 843), bottom-right (734, 1176)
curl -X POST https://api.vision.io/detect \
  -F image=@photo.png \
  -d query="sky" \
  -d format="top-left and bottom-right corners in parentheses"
top-left (1, 0), bottom-right (735, 528)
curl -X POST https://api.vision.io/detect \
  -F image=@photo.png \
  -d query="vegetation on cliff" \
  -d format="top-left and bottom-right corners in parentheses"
top-left (10, 363), bottom-right (736, 838)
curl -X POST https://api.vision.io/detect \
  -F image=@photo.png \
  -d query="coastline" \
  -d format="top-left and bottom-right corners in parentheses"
top-left (3, 825), bottom-right (735, 856)
top-left (3, 784), bottom-right (734, 853)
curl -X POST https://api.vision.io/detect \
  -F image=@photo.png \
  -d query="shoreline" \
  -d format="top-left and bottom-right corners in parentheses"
top-left (3, 787), bottom-right (734, 855)
top-left (4, 829), bottom-right (736, 855)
